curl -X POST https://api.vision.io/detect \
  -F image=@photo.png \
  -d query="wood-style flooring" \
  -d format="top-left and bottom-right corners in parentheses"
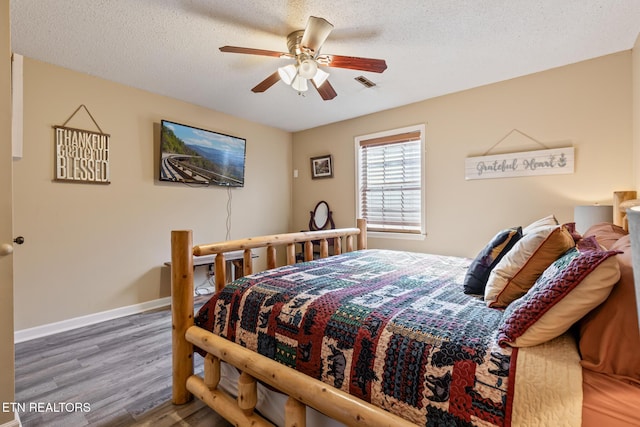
top-left (14, 298), bottom-right (233, 427)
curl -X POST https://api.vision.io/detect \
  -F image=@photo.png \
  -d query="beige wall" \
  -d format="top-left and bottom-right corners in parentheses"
top-left (634, 34), bottom-right (640, 190)
top-left (1, 0), bottom-right (15, 423)
top-left (10, 33), bottom-right (640, 333)
top-left (292, 52), bottom-right (634, 258)
top-left (13, 58), bottom-right (292, 330)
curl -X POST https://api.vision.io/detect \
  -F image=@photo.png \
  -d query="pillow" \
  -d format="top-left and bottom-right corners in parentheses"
top-left (522, 214), bottom-right (558, 235)
top-left (463, 226), bottom-right (522, 295)
top-left (497, 246), bottom-right (620, 347)
top-left (484, 224), bottom-right (575, 308)
top-left (582, 222), bottom-right (627, 250)
top-left (578, 234), bottom-right (640, 382)
top-left (562, 222), bottom-right (582, 243)
top-left (575, 235), bottom-right (601, 251)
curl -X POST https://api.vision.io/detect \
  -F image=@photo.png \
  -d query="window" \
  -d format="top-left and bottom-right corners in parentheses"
top-left (356, 124), bottom-right (425, 235)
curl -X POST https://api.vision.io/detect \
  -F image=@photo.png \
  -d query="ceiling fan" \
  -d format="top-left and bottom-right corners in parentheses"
top-left (219, 16), bottom-right (387, 100)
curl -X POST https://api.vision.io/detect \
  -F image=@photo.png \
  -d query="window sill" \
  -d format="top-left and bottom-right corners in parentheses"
top-left (367, 231), bottom-right (426, 241)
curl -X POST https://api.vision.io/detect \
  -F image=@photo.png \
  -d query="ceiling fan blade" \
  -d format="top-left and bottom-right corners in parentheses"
top-left (251, 71), bottom-right (281, 93)
top-left (301, 16), bottom-right (334, 54)
top-left (312, 79), bottom-right (337, 101)
top-left (319, 54), bottom-right (387, 73)
top-left (220, 46), bottom-right (291, 58)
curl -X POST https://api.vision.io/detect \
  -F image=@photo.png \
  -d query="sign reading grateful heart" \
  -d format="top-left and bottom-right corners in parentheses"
top-left (465, 147), bottom-right (574, 180)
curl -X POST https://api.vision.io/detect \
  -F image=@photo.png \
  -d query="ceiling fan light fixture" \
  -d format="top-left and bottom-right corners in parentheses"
top-left (298, 59), bottom-right (318, 79)
top-left (291, 75), bottom-right (308, 92)
top-left (301, 16), bottom-right (334, 54)
top-left (312, 67), bottom-right (330, 87)
top-left (277, 64), bottom-right (297, 85)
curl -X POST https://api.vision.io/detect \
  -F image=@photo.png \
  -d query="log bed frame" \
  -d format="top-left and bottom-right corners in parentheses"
top-left (171, 219), bottom-right (416, 427)
top-left (171, 193), bottom-right (639, 427)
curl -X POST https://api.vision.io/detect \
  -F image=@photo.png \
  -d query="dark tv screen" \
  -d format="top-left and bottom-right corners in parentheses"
top-left (159, 120), bottom-right (246, 187)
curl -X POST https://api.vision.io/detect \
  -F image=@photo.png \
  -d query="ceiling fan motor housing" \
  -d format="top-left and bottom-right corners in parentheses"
top-left (286, 30), bottom-right (306, 56)
top-left (286, 29), bottom-right (320, 79)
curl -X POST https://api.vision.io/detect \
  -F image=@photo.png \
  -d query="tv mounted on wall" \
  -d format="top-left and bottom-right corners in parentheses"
top-left (159, 120), bottom-right (246, 187)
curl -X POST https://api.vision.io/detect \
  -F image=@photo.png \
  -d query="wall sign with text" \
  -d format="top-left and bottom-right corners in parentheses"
top-left (54, 126), bottom-right (110, 184)
top-left (465, 147), bottom-right (574, 180)
top-left (53, 104), bottom-right (110, 184)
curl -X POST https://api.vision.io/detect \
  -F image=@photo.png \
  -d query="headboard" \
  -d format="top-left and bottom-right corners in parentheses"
top-left (613, 190), bottom-right (639, 230)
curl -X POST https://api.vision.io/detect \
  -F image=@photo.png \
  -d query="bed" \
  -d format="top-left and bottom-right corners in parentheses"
top-left (170, 199), bottom-right (640, 426)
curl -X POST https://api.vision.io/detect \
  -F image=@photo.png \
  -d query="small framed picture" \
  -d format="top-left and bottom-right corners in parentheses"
top-left (310, 155), bottom-right (333, 179)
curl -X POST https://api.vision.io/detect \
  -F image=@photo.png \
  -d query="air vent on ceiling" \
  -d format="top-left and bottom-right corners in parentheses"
top-left (355, 75), bottom-right (376, 88)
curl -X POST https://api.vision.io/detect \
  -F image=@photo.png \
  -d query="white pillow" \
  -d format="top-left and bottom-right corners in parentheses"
top-left (522, 214), bottom-right (558, 235)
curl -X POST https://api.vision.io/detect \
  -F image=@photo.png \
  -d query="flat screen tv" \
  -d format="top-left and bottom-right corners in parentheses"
top-left (159, 120), bottom-right (246, 187)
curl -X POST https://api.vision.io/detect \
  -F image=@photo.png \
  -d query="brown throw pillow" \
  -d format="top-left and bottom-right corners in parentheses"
top-left (485, 224), bottom-right (575, 308)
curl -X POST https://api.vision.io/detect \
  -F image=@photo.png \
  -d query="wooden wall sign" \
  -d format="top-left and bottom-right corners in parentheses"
top-left (465, 147), bottom-right (574, 180)
top-left (53, 105), bottom-right (110, 184)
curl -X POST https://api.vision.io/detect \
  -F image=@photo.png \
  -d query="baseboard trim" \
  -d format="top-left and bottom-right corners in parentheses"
top-left (14, 297), bottom-right (171, 343)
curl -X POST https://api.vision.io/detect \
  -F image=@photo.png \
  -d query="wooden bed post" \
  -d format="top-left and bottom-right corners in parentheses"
top-left (267, 245), bottom-right (277, 269)
top-left (285, 397), bottom-right (306, 427)
top-left (613, 190), bottom-right (637, 230)
top-left (204, 353), bottom-right (220, 389)
top-left (214, 253), bottom-right (226, 292)
top-left (319, 239), bottom-right (329, 258)
top-left (357, 218), bottom-right (367, 250)
top-left (286, 243), bottom-right (296, 265)
top-left (243, 249), bottom-right (253, 275)
top-left (304, 241), bottom-right (313, 261)
top-left (334, 237), bottom-right (342, 255)
top-left (171, 230), bottom-right (194, 405)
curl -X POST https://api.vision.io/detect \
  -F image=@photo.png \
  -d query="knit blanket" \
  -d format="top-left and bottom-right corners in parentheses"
top-left (195, 249), bottom-right (515, 426)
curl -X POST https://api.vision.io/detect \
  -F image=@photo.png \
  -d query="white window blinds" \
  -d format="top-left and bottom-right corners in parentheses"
top-left (357, 129), bottom-right (423, 234)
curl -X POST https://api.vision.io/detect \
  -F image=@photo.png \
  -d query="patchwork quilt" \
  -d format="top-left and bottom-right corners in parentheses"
top-left (195, 249), bottom-right (515, 426)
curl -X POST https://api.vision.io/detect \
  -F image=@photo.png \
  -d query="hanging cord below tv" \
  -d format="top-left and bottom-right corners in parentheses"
top-left (195, 186), bottom-right (234, 296)
top-left (226, 186), bottom-right (232, 240)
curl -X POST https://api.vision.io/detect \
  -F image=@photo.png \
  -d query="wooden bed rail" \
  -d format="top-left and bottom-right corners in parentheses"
top-left (194, 219), bottom-right (366, 293)
top-left (170, 219), bottom-right (370, 425)
top-left (186, 326), bottom-right (415, 427)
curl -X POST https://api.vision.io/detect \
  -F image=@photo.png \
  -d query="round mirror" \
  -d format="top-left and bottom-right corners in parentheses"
top-left (313, 201), bottom-right (330, 230)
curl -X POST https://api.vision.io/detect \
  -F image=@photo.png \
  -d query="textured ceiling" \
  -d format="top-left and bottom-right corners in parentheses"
top-left (10, 0), bottom-right (640, 132)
